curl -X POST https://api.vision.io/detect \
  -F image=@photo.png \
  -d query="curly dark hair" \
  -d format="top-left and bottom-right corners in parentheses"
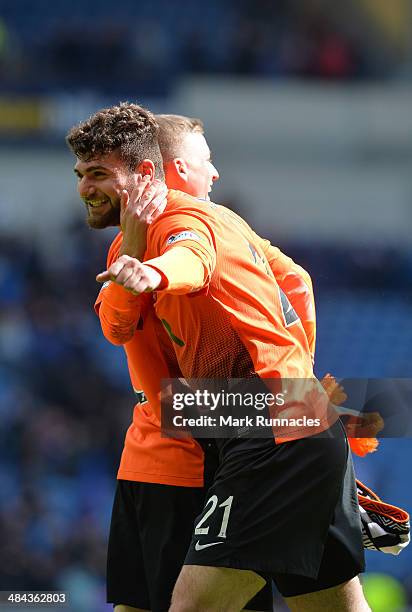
top-left (66, 102), bottom-right (164, 178)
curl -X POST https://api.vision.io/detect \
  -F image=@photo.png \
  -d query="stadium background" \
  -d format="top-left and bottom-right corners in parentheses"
top-left (0, 0), bottom-right (411, 609)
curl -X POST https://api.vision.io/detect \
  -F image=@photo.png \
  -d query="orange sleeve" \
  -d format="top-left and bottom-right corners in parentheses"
top-left (146, 246), bottom-right (211, 294)
top-left (95, 283), bottom-right (143, 346)
top-left (145, 210), bottom-right (216, 294)
top-left (94, 233), bottom-right (145, 346)
top-left (259, 238), bottom-right (317, 358)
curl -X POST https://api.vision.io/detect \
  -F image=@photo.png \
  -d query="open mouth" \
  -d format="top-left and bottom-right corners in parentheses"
top-left (87, 199), bottom-right (110, 209)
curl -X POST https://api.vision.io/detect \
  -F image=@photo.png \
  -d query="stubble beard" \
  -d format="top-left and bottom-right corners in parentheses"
top-left (85, 175), bottom-right (135, 229)
top-left (86, 203), bottom-right (120, 229)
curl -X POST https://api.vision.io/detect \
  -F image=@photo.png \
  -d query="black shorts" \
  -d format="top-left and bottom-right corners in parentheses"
top-left (184, 420), bottom-right (365, 598)
top-left (107, 443), bottom-right (273, 611)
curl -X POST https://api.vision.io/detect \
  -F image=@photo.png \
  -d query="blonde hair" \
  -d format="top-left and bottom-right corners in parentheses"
top-left (156, 114), bottom-right (204, 162)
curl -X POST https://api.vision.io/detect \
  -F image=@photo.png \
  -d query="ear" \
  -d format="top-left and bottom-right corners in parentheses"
top-left (172, 158), bottom-right (189, 182)
top-left (136, 159), bottom-right (156, 180)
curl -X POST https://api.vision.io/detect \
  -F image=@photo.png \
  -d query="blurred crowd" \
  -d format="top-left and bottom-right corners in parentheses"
top-left (0, 0), bottom-right (410, 96)
top-left (1, 0), bottom-right (411, 609)
top-left (0, 217), bottom-right (412, 609)
top-left (0, 224), bottom-right (131, 609)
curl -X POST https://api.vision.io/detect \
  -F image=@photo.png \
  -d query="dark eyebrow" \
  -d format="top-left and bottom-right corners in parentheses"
top-left (85, 165), bottom-right (110, 173)
top-left (74, 165), bottom-right (110, 176)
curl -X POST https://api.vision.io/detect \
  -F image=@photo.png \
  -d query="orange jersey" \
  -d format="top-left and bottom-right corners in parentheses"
top-left (95, 234), bottom-right (205, 487)
top-left (96, 193), bottom-right (318, 483)
top-left (145, 191), bottom-right (313, 382)
top-left (142, 191), bottom-right (328, 440)
top-left (141, 193), bottom-right (330, 440)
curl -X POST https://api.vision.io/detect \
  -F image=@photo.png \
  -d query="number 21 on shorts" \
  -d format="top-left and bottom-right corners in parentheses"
top-left (195, 495), bottom-right (234, 538)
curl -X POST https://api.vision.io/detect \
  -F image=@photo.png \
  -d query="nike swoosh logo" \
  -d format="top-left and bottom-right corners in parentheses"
top-left (195, 540), bottom-right (224, 551)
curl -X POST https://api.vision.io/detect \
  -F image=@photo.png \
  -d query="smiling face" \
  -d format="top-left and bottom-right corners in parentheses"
top-left (74, 151), bottom-right (135, 229)
top-left (67, 102), bottom-right (165, 229)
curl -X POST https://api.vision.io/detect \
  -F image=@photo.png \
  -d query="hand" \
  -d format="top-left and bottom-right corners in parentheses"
top-left (96, 255), bottom-right (162, 295)
top-left (120, 176), bottom-right (168, 259)
top-left (345, 411), bottom-right (384, 438)
top-left (320, 373), bottom-right (347, 405)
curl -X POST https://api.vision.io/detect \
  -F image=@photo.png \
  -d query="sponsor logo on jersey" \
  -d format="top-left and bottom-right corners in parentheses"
top-left (166, 231), bottom-right (201, 245)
